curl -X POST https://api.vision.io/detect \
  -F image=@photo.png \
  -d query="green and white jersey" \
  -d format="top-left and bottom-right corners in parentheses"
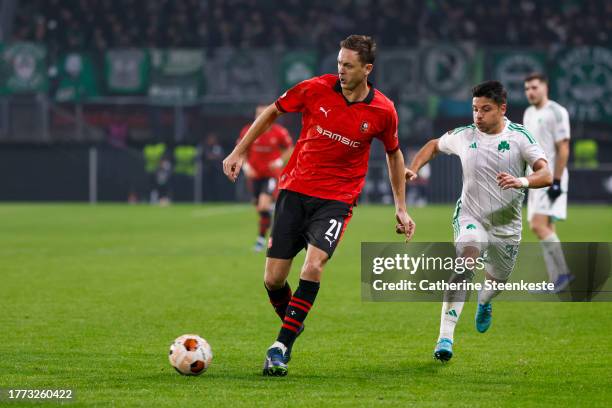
top-left (438, 118), bottom-right (547, 237)
top-left (523, 100), bottom-right (570, 177)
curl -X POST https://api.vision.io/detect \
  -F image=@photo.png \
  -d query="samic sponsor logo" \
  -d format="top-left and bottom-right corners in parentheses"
top-left (315, 125), bottom-right (361, 148)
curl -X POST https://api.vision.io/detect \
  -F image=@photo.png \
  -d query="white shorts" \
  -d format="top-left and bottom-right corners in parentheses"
top-left (527, 170), bottom-right (568, 222)
top-left (453, 214), bottom-right (520, 281)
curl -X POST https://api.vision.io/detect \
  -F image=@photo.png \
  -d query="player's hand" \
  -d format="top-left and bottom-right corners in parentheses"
top-left (496, 172), bottom-right (522, 190)
top-left (222, 150), bottom-right (246, 182)
top-left (547, 179), bottom-right (562, 202)
top-left (395, 210), bottom-right (416, 242)
top-left (405, 168), bottom-right (418, 182)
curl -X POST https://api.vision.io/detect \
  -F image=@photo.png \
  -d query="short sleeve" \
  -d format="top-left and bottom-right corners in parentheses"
top-left (379, 107), bottom-right (399, 153)
top-left (519, 134), bottom-right (548, 168)
top-left (438, 129), bottom-right (463, 156)
top-left (275, 78), bottom-right (314, 113)
top-left (552, 107), bottom-right (571, 142)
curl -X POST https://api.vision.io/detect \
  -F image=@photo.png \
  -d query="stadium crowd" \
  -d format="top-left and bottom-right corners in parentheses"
top-left (12, 0), bottom-right (611, 58)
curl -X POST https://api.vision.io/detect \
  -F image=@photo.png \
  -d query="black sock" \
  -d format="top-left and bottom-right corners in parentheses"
top-left (265, 282), bottom-right (292, 321)
top-left (258, 210), bottom-right (271, 238)
top-left (277, 279), bottom-right (320, 347)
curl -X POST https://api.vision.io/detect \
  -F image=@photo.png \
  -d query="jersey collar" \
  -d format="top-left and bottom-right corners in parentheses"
top-left (333, 79), bottom-right (375, 106)
top-left (476, 117), bottom-right (509, 137)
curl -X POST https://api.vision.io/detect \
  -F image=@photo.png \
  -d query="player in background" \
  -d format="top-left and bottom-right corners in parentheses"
top-left (523, 73), bottom-right (574, 292)
top-left (223, 35), bottom-right (415, 376)
top-left (238, 104), bottom-right (294, 252)
top-left (406, 81), bottom-right (552, 362)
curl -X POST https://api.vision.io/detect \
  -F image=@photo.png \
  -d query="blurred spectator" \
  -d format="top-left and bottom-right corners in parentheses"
top-left (152, 149), bottom-right (174, 206)
top-left (201, 133), bottom-right (225, 201)
top-left (11, 0), bottom-right (610, 56)
top-left (107, 111), bottom-right (128, 148)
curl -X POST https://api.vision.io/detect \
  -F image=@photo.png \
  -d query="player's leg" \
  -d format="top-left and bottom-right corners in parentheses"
top-left (254, 190), bottom-right (273, 252)
top-left (528, 190), bottom-right (573, 290)
top-left (435, 245), bottom-right (479, 361)
top-left (435, 215), bottom-right (485, 361)
top-left (265, 196), bottom-right (351, 376)
top-left (264, 257), bottom-right (293, 320)
top-left (264, 190), bottom-right (306, 319)
top-left (262, 190), bottom-right (308, 376)
top-left (265, 246), bottom-right (328, 376)
top-left (475, 238), bottom-right (519, 333)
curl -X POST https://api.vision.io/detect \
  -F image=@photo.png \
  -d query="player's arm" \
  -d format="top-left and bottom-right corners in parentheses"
top-left (405, 138), bottom-right (440, 181)
top-left (547, 139), bottom-right (569, 200)
top-left (386, 148), bottom-right (415, 241)
top-left (497, 159), bottom-right (552, 190)
top-left (223, 104), bottom-right (284, 182)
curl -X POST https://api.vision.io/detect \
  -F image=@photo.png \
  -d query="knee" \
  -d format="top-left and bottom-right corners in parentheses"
top-left (264, 265), bottom-right (286, 290)
top-left (460, 245), bottom-right (480, 260)
top-left (301, 260), bottom-right (324, 282)
top-left (529, 221), bottom-right (548, 238)
top-left (264, 273), bottom-right (284, 290)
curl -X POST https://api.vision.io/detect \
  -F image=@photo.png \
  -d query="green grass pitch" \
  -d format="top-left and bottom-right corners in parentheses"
top-left (1, 203), bottom-right (610, 407)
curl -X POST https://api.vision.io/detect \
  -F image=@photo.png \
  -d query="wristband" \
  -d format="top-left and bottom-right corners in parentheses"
top-left (518, 177), bottom-right (529, 188)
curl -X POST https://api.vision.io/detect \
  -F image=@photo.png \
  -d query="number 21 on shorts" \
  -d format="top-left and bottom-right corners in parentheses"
top-left (324, 219), bottom-right (342, 247)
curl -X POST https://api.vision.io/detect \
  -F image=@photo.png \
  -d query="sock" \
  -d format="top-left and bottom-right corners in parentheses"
top-left (438, 269), bottom-right (472, 341)
top-left (439, 301), bottom-right (464, 341)
top-left (478, 281), bottom-right (501, 304)
top-left (258, 210), bottom-right (272, 238)
top-left (265, 282), bottom-right (292, 321)
top-left (541, 233), bottom-right (570, 282)
top-left (277, 279), bottom-right (319, 347)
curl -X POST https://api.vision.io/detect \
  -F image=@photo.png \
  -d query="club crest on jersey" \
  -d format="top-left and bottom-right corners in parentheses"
top-left (360, 121), bottom-right (370, 133)
top-left (498, 141), bottom-right (510, 152)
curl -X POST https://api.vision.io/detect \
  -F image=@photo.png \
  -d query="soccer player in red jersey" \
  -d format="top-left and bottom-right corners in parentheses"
top-left (223, 35), bottom-right (415, 376)
top-left (238, 104), bottom-right (294, 252)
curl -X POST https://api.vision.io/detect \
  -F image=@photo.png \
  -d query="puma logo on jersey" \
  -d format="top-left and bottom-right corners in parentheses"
top-left (324, 236), bottom-right (336, 246)
top-left (320, 106), bottom-right (331, 117)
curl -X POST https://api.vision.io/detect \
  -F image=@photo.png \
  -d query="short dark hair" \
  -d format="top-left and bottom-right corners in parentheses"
top-left (472, 80), bottom-right (507, 105)
top-left (339, 35), bottom-right (376, 65)
top-left (524, 72), bottom-right (548, 83)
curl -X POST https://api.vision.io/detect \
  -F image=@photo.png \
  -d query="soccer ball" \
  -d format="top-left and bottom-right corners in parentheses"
top-left (168, 334), bottom-right (213, 376)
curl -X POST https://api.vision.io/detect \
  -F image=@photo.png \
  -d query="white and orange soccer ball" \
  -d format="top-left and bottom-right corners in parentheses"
top-left (169, 334), bottom-right (213, 376)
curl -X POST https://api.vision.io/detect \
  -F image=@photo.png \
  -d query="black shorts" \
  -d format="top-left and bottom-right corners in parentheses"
top-left (251, 177), bottom-right (277, 200)
top-left (267, 189), bottom-right (353, 259)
